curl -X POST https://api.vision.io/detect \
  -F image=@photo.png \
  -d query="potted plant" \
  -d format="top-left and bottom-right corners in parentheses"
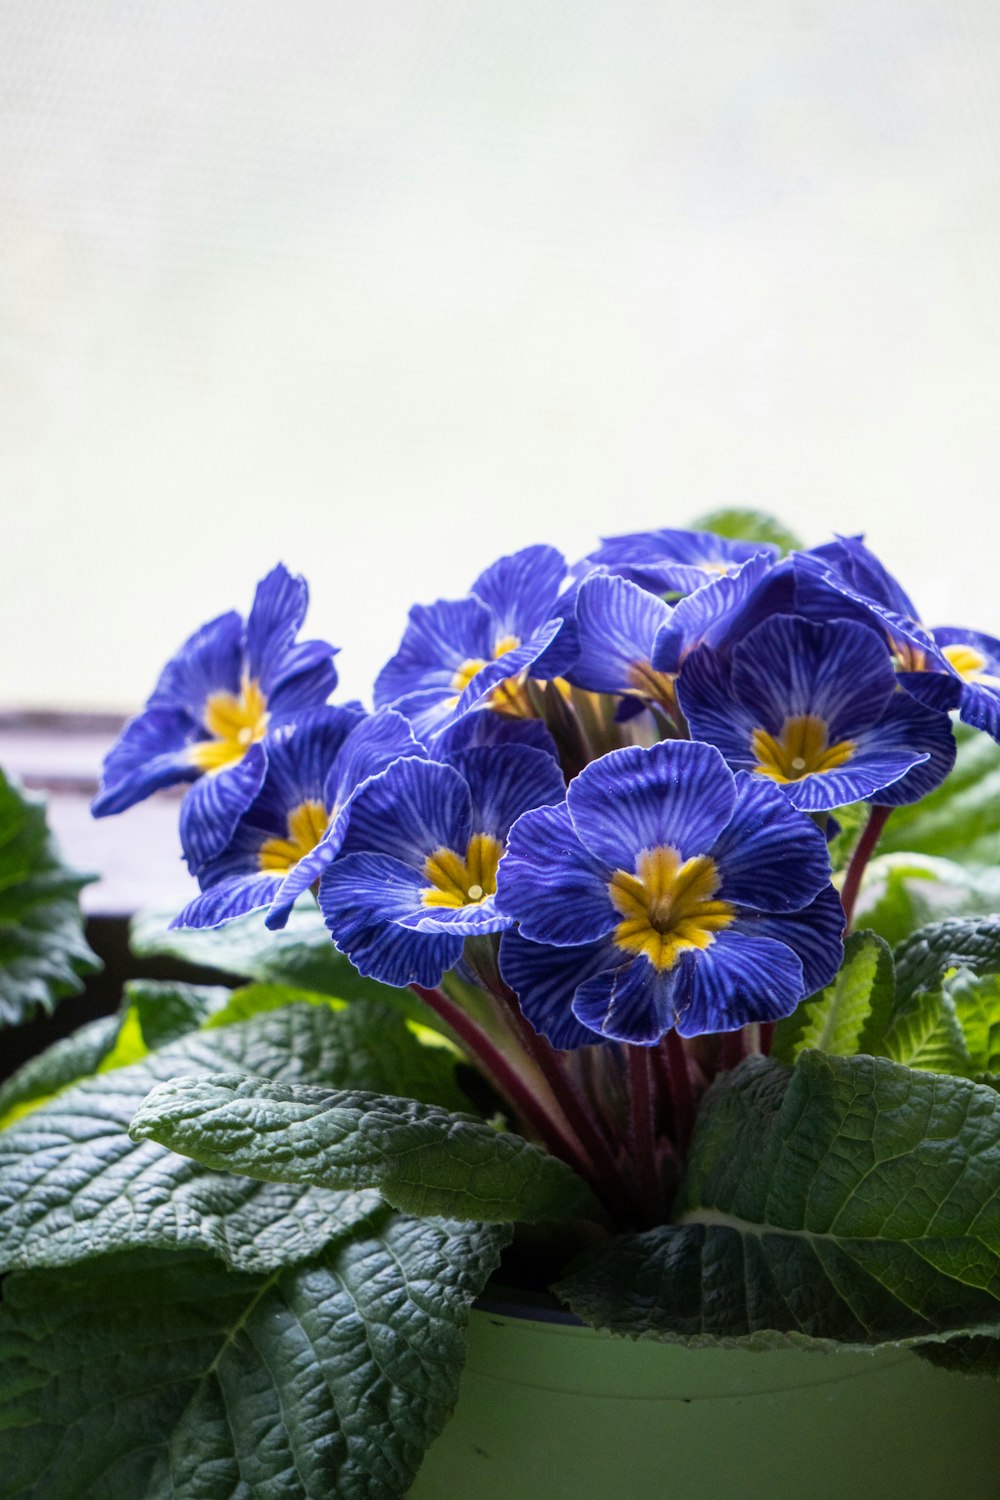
top-left (3, 513), bottom-right (1000, 1498)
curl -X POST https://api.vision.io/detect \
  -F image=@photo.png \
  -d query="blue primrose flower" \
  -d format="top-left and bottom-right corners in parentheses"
top-left (676, 614), bottom-right (956, 810)
top-left (582, 526), bottom-right (778, 597)
top-left (495, 740), bottom-right (844, 1048)
top-left (172, 707), bottom-right (424, 930)
top-left (372, 545), bottom-right (576, 741)
top-left (92, 564), bottom-right (339, 870)
top-left (317, 745), bottom-right (567, 988)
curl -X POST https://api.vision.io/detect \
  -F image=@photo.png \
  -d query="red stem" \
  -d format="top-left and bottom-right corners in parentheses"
top-left (628, 1045), bottom-right (661, 1225)
top-left (840, 804), bottom-right (893, 930)
top-left (664, 1030), bottom-right (697, 1157)
top-left (409, 984), bottom-right (589, 1177)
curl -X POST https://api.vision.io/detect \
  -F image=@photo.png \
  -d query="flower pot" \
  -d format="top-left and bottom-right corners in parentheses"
top-left (409, 1289), bottom-right (1000, 1500)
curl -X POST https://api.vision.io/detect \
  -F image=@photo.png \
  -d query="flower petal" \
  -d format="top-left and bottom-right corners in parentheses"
top-left (399, 893), bottom-right (512, 937)
top-left (738, 885), bottom-right (844, 996)
top-left (373, 596), bottom-right (495, 708)
top-left (711, 773), bottom-right (833, 913)
top-left (676, 647), bottom-right (756, 771)
top-left (566, 740), bottom-right (737, 869)
top-left (247, 706), bottom-right (366, 833)
top-left (319, 854), bottom-right (461, 987)
top-left (171, 872), bottom-right (284, 930)
top-left (452, 746), bottom-right (566, 843)
top-left (323, 708), bottom-right (428, 810)
top-left (494, 801), bottom-right (617, 945)
top-left (572, 955), bottom-right (689, 1045)
top-left (178, 743), bottom-right (268, 873)
top-left (567, 574), bottom-right (673, 694)
top-left (658, 552), bottom-right (775, 670)
top-left (470, 544), bottom-right (567, 639)
top-left (337, 756), bottom-right (472, 867)
top-left (91, 708), bottom-right (199, 817)
top-left (147, 610), bottom-right (243, 719)
top-left (674, 929), bottom-right (805, 1037)
top-left (499, 931), bottom-right (617, 1050)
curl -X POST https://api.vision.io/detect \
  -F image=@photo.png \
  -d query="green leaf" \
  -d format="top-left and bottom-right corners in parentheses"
top-left (557, 1051), bottom-right (1000, 1349)
top-left (0, 1214), bottom-right (509, 1500)
top-left (894, 915), bottom-right (1000, 997)
top-left (916, 1336), bottom-right (1000, 1379)
top-left (772, 931), bottom-right (894, 1063)
top-left (0, 1014), bottom-right (121, 1129)
top-left (687, 507), bottom-right (802, 555)
top-left (203, 979), bottom-right (344, 1027)
top-left (878, 987), bottom-right (971, 1074)
top-left (947, 969), bottom-right (1000, 1076)
top-left (123, 977), bottom-right (234, 1048)
top-left (0, 770), bottom-right (101, 1026)
top-left (130, 1073), bottom-right (599, 1224)
top-left (858, 853), bottom-right (1000, 946)
top-left (0, 1000), bottom-right (468, 1272)
top-left (879, 724), bottom-right (1000, 869)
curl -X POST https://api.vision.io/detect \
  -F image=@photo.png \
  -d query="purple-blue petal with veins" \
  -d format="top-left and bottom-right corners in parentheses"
top-left (499, 930), bottom-right (617, 1050)
top-left (674, 929), bottom-right (805, 1037)
top-left (179, 743), bottom-right (268, 873)
top-left (318, 853), bottom-right (462, 988)
top-left (91, 707), bottom-right (199, 816)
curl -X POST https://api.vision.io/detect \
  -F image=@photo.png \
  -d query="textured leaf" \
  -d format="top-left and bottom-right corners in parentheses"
top-left (0, 1015), bottom-right (120, 1128)
top-left (131, 1073), bottom-right (599, 1224)
top-left (917, 1335), bottom-right (1000, 1379)
top-left (880, 724), bottom-right (1000, 869)
top-left (688, 507), bottom-right (802, 555)
top-left (772, 931), bottom-right (894, 1063)
top-left (123, 977), bottom-right (234, 1049)
top-left (203, 979), bottom-right (344, 1027)
top-left (0, 770), bottom-right (101, 1026)
top-left (858, 853), bottom-right (1000, 946)
top-left (0, 1214), bottom-right (509, 1500)
top-left (0, 999), bottom-right (468, 1272)
top-left (557, 1051), bottom-right (1000, 1349)
top-left (895, 915), bottom-right (1000, 997)
top-left (878, 988), bottom-right (971, 1074)
top-left (947, 969), bottom-right (1000, 1076)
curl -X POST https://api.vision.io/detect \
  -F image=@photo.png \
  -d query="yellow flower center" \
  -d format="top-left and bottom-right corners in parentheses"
top-left (942, 643), bottom-right (988, 683)
top-left (189, 677), bottom-right (270, 773)
top-left (449, 634), bottom-right (521, 697)
top-left (422, 833), bottom-right (503, 908)
top-left (893, 639), bottom-right (927, 673)
top-left (627, 659), bottom-right (678, 711)
top-left (258, 800), bottom-right (330, 873)
top-left (751, 714), bottom-right (855, 782)
top-left (608, 845), bottom-right (734, 971)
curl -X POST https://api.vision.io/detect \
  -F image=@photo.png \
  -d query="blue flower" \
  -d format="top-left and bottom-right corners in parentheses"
top-left (92, 565), bottom-right (339, 869)
top-left (373, 545), bottom-right (575, 740)
top-left (317, 745), bottom-right (567, 988)
top-left (495, 740), bottom-right (843, 1047)
top-left (172, 707), bottom-right (424, 930)
top-left (582, 527), bottom-right (778, 596)
top-left (677, 615), bottom-right (955, 810)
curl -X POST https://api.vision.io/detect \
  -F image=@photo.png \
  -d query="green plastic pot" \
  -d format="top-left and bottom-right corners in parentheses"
top-left (409, 1289), bottom-right (1000, 1500)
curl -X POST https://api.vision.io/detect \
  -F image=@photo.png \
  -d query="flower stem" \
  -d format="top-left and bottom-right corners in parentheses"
top-left (409, 984), bottom-right (590, 1178)
top-left (840, 804), bottom-right (893, 930)
top-left (663, 1030), bottom-right (697, 1158)
top-left (627, 1045), bottom-right (661, 1225)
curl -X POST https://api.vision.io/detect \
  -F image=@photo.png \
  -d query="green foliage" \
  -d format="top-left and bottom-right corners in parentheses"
top-left (687, 507), bottom-right (802, 555)
top-left (879, 724), bottom-right (1000, 869)
top-left (772, 931), bottom-right (894, 1063)
top-left (894, 914), bottom-right (1000, 996)
top-left (0, 770), bottom-right (100, 1026)
top-left (122, 977), bottom-right (233, 1048)
top-left (0, 1014), bottom-right (120, 1128)
top-left (557, 1051), bottom-right (1000, 1349)
top-left (0, 1215), bottom-right (509, 1500)
top-left (130, 1073), bottom-right (599, 1224)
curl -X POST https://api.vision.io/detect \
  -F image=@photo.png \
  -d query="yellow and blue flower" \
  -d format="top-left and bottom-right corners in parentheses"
top-left (172, 707), bottom-right (424, 930)
top-left (373, 545), bottom-right (575, 740)
top-left (676, 614), bottom-right (956, 810)
top-left (495, 739), bottom-right (843, 1047)
top-left (582, 526), bottom-right (779, 597)
top-left (92, 564), bottom-right (339, 869)
top-left (317, 744), bottom-right (567, 988)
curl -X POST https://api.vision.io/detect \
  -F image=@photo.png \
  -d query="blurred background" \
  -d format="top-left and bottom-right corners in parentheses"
top-left (4, 0), bottom-right (1000, 716)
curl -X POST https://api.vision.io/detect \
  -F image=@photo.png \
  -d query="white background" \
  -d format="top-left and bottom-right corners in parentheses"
top-left (4, 1), bottom-right (1000, 713)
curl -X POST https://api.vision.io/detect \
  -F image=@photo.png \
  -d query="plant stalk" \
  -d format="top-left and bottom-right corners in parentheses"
top-left (839, 804), bottom-right (893, 929)
top-left (627, 1045), bottom-right (662, 1225)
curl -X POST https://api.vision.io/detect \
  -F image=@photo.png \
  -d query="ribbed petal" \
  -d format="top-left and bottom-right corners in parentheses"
top-left (447, 617), bottom-right (566, 728)
top-left (865, 694), bottom-right (956, 806)
top-left (178, 744), bottom-right (268, 873)
top-left (738, 885), bottom-right (844, 996)
top-left (674, 929), bottom-right (805, 1037)
top-left (499, 931), bottom-right (617, 1050)
top-left (244, 563), bottom-right (308, 690)
top-left (659, 552), bottom-right (775, 670)
top-left (318, 854), bottom-right (461, 988)
top-left (731, 615), bottom-right (895, 741)
top-left (373, 596), bottom-right (495, 708)
top-left (470, 544), bottom-right (567, 639)
top-left (323, 708), bottom-right (427, 810)
top-left (453, 745), bottom-right (566, 843)
top-left (711, 774), bottom-right (833, 913)
top-left (959, 681), bottom-right (1000, 742)
top-left (147, 610), bottom-right (243, 719)
top-left (572, 956), bottom-right (689, 1045)
top-left (398, 892), bottom-right (512, 937)
top-left (494, 802), bottom-right (617, 945)
top-left (171, 872), bottom-right (284, 930)
top-left (436, 712), bottom-right (560, 762)
top-left (586, 528), bottom-right (775, 596)
top-left (897, 670), bottom-right (962, 714)
top-left (265, 641), bottom-right (340, 715)
top-left (676, 647), bottom-right (756, 771)
top-left (774, 754), bottom-right (928, 813)
top-left (567, 574), bottom-right (674, 694)
top-left (337, 756), bottom-right (472, 866)
top-left (247, 706), bottom-right (366, 832)
top-left (806, 535), bottom-right (921, 620)
top-left (91, 708), bottom-right (199, 816)
top-left (566, 740), bottom-right (737, 869)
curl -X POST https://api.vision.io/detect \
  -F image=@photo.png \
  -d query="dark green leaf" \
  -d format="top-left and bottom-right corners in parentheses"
top-left (879, 724), bottom-right (1000, 869)
top-left (0, 770), bottom-right (101, 1026)
top-left (130, 1073), bottom-right (599, 1224)
top-left (0, 1214), bottom-right (509, 1500)
top-left (557, 1052), bottom-right (1000, 1349)
top-left (0, 1015), bottom-right (120, 1128)
top-left (687, 507), bottom-right (802, 555)
top-left (877, 987), bottom-right (971, 1074)
top-left (772, 931), bottom-right (894, 1063)
top-left (916, 1335), bottom-right (1000, 1379)
top-left (895, 915), bottom-right (1000, 997)
top-left (0, 999), bottom-right (468, 1272)
top-left (123, 977), bottom-right (233, 1048)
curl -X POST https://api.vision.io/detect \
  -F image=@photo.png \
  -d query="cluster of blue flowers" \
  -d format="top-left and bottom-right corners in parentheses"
top-left (94, 533), bottom-right (999, 1049)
